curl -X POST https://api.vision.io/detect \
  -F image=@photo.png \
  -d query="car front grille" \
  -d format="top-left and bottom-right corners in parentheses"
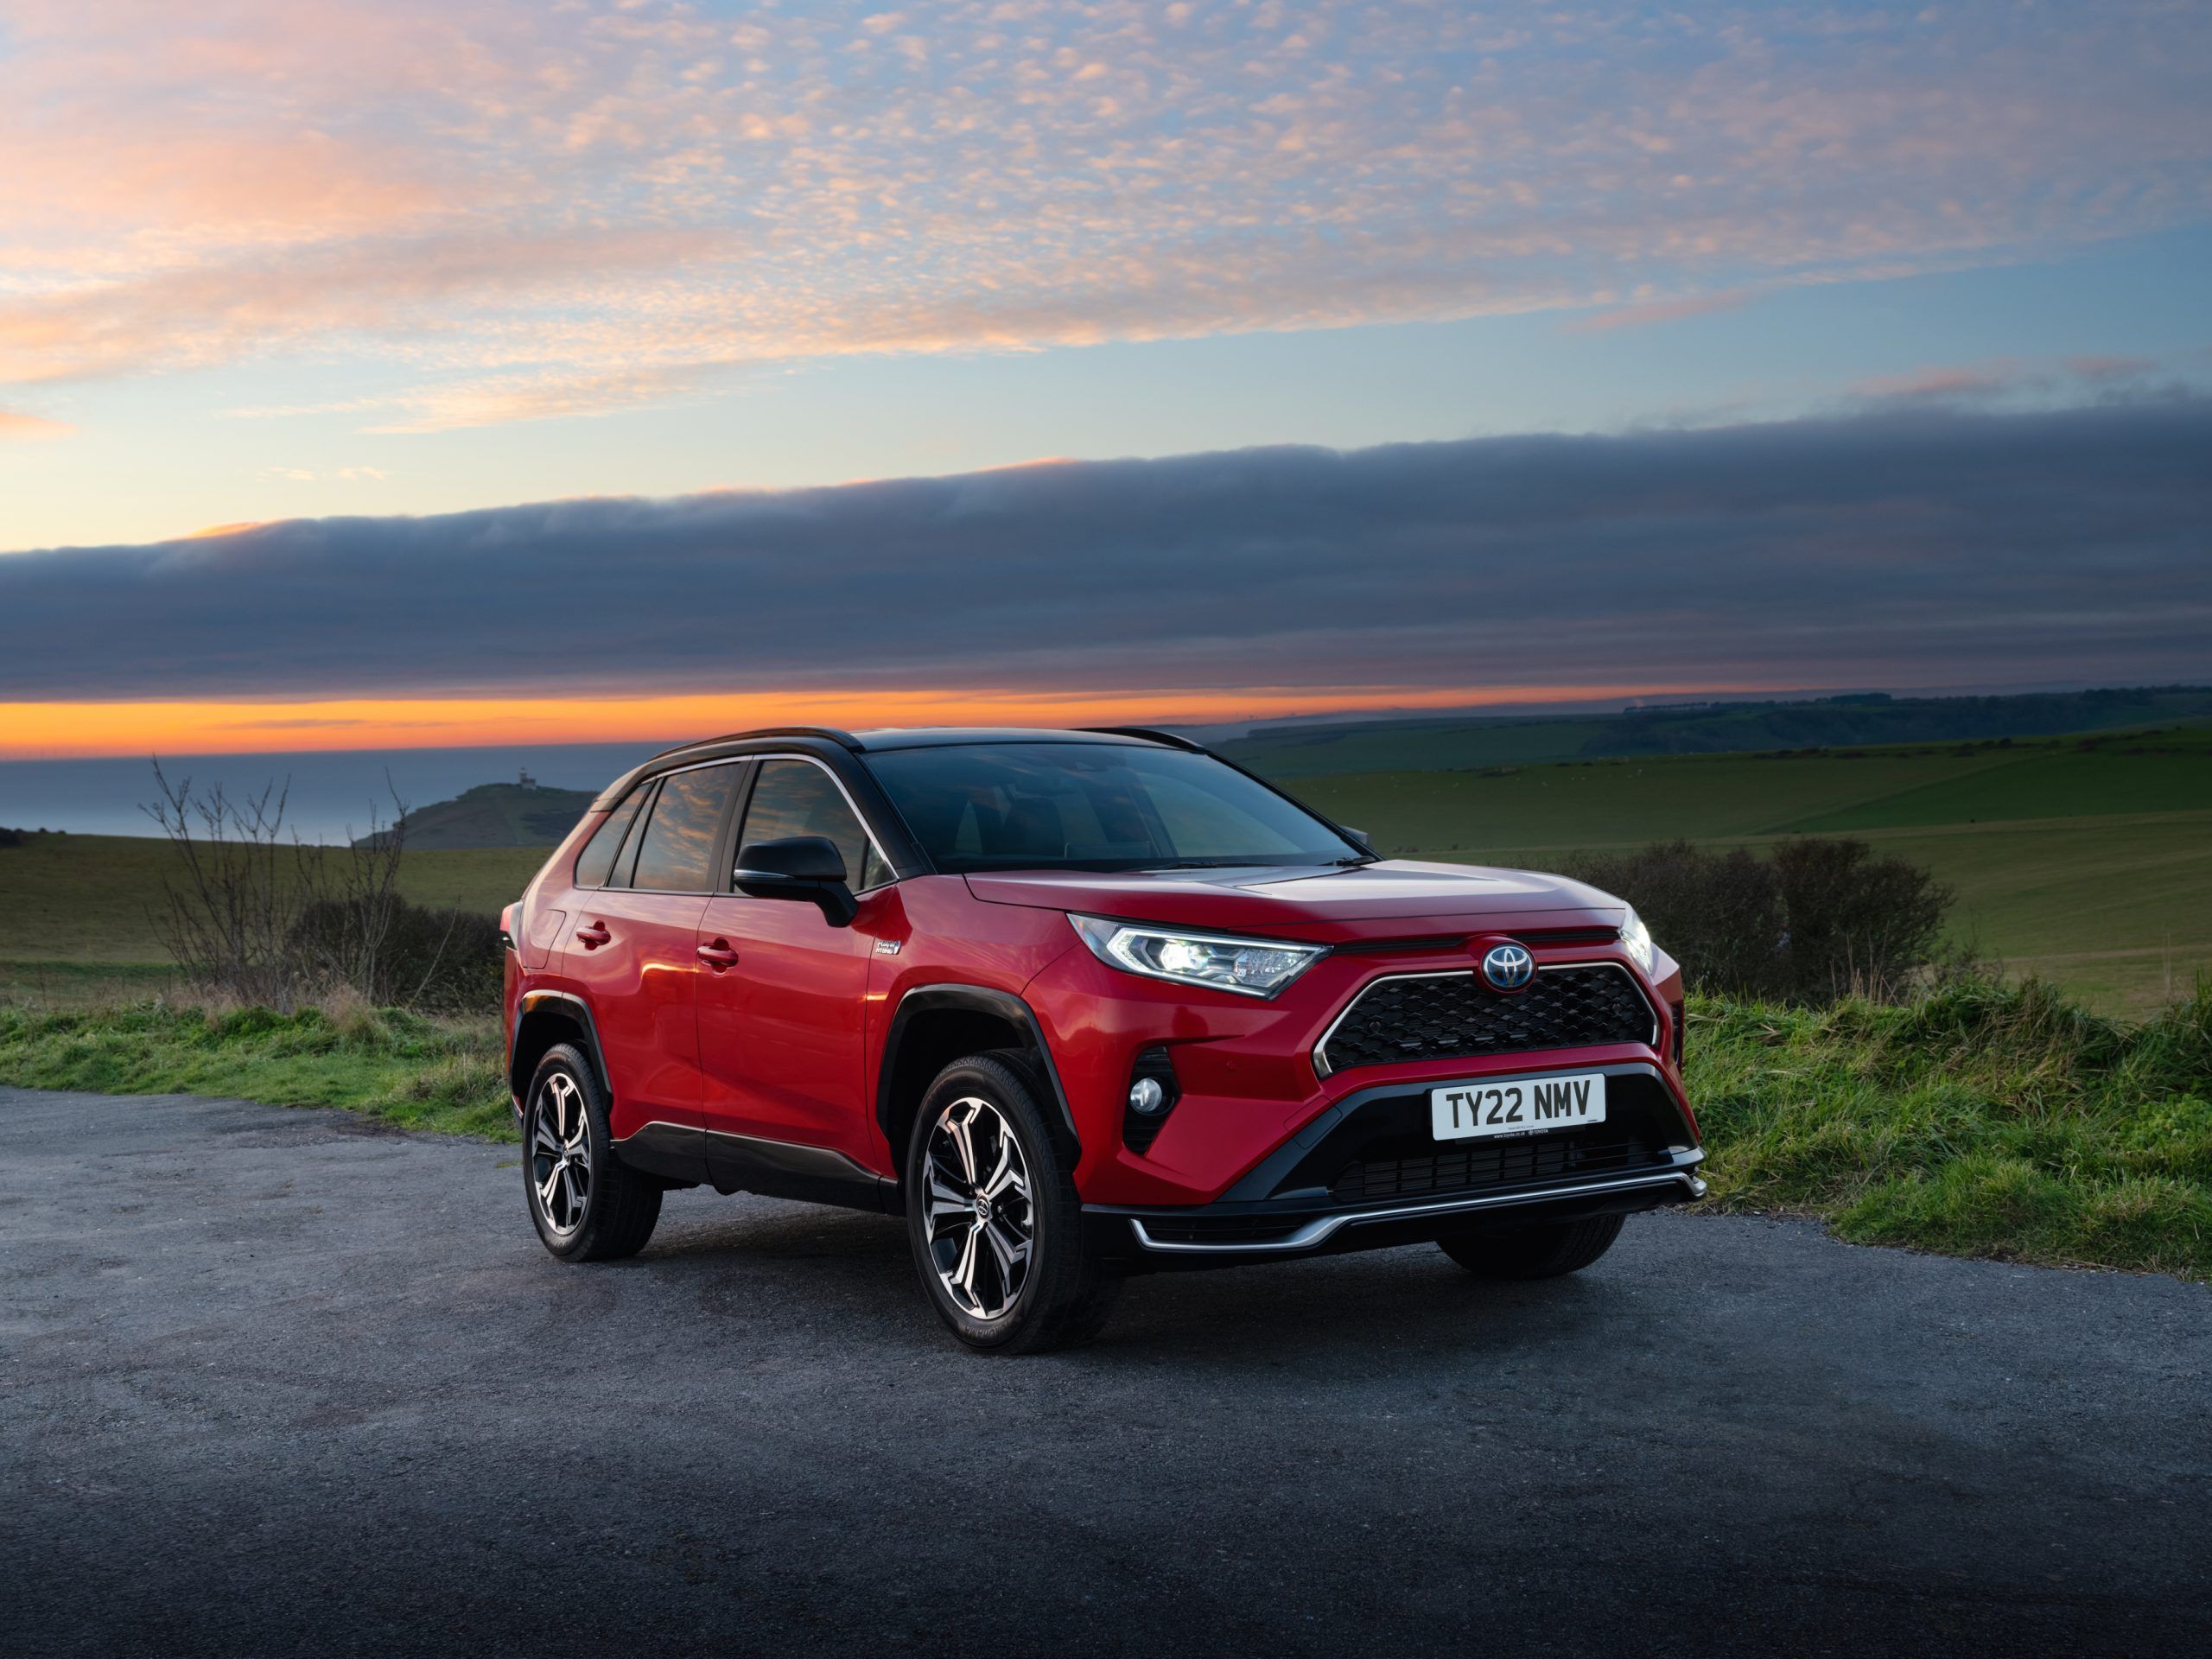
top-left (1317, 964), bottom-right (1656, 1074)
top-left (1329, 1131), bottom-right (1658, 1205)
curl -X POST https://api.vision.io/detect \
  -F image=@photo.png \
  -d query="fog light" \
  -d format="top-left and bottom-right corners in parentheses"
top-left (1123, 1047), bottom-right (1181, 1154)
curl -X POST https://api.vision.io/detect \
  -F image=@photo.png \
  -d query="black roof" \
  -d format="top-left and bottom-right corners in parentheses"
top-left (855, 726), bottom-right (1199, 751)
top-left (588, 724), bottom-right (1200, 810)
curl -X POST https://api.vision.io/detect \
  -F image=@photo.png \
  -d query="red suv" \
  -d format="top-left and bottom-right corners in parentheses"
top-left (501, 728), bottom-right (1702, 1352)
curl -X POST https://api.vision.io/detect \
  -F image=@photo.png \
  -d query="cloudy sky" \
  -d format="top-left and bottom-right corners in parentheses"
top-left (3, 1), bottom-right (2209, 755)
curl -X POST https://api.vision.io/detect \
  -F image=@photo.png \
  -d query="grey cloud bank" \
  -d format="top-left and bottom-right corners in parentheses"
top-left (5, 400), bottom-right (2208, 705)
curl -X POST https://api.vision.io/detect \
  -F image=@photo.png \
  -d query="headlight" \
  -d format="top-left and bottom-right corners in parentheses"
top-left (1619, 906), bottom-right (1656, 975)
top-left (1070, 915), bottom-right (1327, 999)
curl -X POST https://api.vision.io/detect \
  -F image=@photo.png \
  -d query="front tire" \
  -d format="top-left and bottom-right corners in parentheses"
top-left (904, 1052), bottom-right (1119, 1354)
top-left (1439, 1213), bottom-right (1624, 1280)
top-left (524, 1043), bottom-right (662, 1262)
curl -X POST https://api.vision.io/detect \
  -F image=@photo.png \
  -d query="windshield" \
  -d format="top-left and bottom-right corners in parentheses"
top-left (863, 742), bottom-right (1367, 874)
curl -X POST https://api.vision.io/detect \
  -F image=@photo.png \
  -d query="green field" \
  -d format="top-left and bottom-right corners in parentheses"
top-left (0, 835), bottom-right (547, 1003)
top-left (1287, 726), bottom-right (2212, 1014)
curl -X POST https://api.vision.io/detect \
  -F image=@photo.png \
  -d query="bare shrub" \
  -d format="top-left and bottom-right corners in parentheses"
top-left (143, 763), bottom-right (314, 1008)
top-left (289, 895), bottom-right (502, 1014)
top-left (143, 760), bottom-right (412, 1010)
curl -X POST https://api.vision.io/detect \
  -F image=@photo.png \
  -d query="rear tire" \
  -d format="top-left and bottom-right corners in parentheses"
top-left (524, 1043), bottom-right (661, 1262)
top-left (904, 1051), bottom-right (1119, 1354)
top-left (1439, 1213), bottom-right (1624, 1280)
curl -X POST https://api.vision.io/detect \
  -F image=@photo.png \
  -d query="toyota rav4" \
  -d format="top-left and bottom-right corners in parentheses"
top-left (501, 727), bottom-right (1703, 1352)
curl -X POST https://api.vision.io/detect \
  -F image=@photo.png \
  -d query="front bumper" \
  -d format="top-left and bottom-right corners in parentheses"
top-left (1087, 1152), bottom-right (1705, 1268)
top-left (1079, 1058), bottom-right (1705, 1268)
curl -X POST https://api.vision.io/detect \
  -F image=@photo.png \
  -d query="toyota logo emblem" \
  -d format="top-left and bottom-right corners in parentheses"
top-left (1480, 942), bottom-right (1535, 992)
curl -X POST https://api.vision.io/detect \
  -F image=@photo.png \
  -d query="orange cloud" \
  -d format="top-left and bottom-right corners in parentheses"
top-left (0, 683), bottom-right (1738, 761)
top-left (0, 408), bottom-right (70, 439)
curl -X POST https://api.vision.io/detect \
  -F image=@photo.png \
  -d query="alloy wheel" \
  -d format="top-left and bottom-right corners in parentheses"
top-left (922, 1096), bottom-right (1034, 1319)
top-left (530, 1071), bottom-right (592, 1236)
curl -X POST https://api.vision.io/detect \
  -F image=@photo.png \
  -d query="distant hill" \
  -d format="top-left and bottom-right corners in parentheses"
top-left (362, 781), bottom-right (596, 850)
top-left (1216, 685), bottom-right (2212, 779)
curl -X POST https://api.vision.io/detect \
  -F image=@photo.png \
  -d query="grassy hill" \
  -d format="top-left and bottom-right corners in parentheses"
top-left (365, 781), bottom-right (596, 850)
top-left (1218, 685), bottom-right (2212, 778)
top-left (1282, 723), bottom-right (2212, 1014)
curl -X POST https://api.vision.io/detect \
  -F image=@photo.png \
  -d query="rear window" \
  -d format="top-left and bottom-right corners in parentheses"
top-left (628, 764), bottom-right (741, 892)
top-left (573, 789), bottom-right (648, 888)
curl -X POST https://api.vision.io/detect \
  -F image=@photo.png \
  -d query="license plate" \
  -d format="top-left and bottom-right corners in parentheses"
top-left (1430, 1071), bottom-right (1607, 1141)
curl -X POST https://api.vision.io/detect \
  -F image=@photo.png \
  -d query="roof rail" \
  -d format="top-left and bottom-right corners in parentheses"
top-left (645, 725), bottom-right (864, 760)
top-left (1078, 726), bottom-right (1209, 752)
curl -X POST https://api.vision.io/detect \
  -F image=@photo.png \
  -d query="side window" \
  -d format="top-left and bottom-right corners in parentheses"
top-left (573, 787), bottom-right (648, 888)
top-left (628, 764), bottom-right (741, 892)
top-left (738, 760), bottom-right (892, 891)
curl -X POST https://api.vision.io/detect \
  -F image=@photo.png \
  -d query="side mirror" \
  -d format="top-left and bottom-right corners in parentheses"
top-left (1338, 824), bottom-right (1372, 845)
top-left (734, 836), bottom-right (857, 926)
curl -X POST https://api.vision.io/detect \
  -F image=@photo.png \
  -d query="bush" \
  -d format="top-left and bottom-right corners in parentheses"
top-left (1566, 836), bottom-right (1958, 1005)
top-left (291, 895), bottom-right (503, 1014)
top-left (1561, 840), bottom-right (1783, 997)
top-left (1770, 837), bottom-right (1952, 1002)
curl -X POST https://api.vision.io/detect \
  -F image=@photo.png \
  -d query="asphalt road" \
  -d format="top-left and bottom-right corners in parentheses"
top-left (4, 1086), bottom-right (2208, 1657)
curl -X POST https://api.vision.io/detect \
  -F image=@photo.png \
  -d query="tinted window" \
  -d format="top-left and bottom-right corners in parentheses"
top-left (628, 765), bottom-right (741, 892)
top-left (573, 788), bottom-right (648, 887)
top-left (738, 760), bottom-right (891, 890)
top-left (865, 742), bottom-right (1363, 874)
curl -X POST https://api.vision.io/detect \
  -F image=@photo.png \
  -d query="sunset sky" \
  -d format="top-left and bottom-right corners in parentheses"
top-left (3, 1), bottom-right (2209, 759)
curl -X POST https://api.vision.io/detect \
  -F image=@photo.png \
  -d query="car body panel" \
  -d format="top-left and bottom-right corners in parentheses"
top-left (962, 860), bottom-right (1622, 926)
top-left (696, 885), bottom-right (880, 1168)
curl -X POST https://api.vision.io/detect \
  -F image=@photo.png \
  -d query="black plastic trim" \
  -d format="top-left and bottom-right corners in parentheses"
top-left (700, 1127), bottom-right (893, 1211)
top-left (608, 1119), bottom-right (710, 1185)
top-left (1222, 1060), bottom-right (1691, 1204)
top-left (875, 983), bottom-right (1084, 1161)
top-left (508, 990), bottom-right (613, 1106)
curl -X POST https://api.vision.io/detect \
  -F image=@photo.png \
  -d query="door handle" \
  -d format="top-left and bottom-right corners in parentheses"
top-left (696, 939), bottom-right (740, 971)
top-left (575, 921), bottom-right (612, 949)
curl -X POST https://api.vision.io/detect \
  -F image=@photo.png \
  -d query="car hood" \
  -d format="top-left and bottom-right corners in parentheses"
top-left (962, 860), bottom-right (1624, 935)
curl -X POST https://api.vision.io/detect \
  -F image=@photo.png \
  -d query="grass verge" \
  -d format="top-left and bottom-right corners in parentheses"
top-left (2, 980), bottom-right (2206, 1279)
top-left (0, 1001), bottom-right (513, 1139)
top-left (1691, 979), bottom-right (2211, 1280)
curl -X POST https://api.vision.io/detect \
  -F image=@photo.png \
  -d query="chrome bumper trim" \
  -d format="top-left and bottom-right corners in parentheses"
top-left (1127, 1162), bottom-right (1707, 1255)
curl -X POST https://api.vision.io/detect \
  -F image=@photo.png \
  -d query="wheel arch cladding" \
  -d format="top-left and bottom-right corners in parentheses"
top-left (876, 986), bottom-right (1080, 1177)
top-left (509, 994), bottom-right (609, 1104)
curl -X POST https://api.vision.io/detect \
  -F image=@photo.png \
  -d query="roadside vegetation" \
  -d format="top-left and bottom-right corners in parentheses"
top-left (1691, 979), bottom-right (2210, 1280)
top-left (0, 995), bottom-right (512, 1138)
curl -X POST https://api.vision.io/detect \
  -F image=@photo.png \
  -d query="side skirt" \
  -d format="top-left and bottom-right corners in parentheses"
top-left (704, 1128), bottom-right (898, 1213)
top-left (612, 1121), bottom-right (896, 1213)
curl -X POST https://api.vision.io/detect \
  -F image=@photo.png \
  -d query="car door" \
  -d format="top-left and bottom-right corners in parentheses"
top-left (560, 762), bottom-right (744, 1165)
top-left (695, 756), bottom-right (899, 1182)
